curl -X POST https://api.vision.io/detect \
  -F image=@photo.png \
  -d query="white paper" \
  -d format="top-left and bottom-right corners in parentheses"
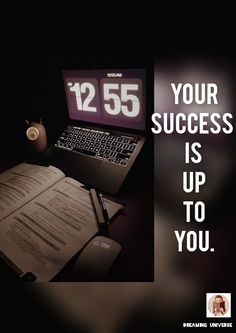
top-left (0, 163), bottom-right (65, 221)
top-left (0, 177), bottom-right (122, 281)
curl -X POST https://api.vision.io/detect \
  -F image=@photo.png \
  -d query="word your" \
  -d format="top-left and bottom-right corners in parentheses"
top-left (171, 83), bottom-right (218, 105)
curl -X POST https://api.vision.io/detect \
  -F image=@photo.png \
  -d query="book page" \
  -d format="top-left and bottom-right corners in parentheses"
top-left (0, 163), bottom-right (65, 221)
top-left (0, 177), bottom-right (123, 281)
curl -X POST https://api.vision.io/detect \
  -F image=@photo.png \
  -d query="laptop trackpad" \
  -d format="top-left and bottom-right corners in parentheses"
top-left (63, 151), bottom-right (102, 181)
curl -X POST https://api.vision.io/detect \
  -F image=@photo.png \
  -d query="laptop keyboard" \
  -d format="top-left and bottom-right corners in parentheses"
top-left (54, 126), bottom-right (140, 166)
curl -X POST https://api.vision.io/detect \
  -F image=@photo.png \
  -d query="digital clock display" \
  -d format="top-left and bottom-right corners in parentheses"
top-left (63, 69), bottom-right (146, 131)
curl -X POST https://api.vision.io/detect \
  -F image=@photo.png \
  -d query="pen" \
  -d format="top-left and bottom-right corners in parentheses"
top-left (90, 188), bottom-right (108, 233)
top-left (98, 191), bottom-right (110, 227)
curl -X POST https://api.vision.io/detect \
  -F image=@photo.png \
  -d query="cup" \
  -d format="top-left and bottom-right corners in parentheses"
top-left (26, 121), bottom-right (48, 154)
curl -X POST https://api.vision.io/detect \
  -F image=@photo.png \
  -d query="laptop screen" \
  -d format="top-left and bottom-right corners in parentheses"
top-left (63, 68), bottom-right (146, 131)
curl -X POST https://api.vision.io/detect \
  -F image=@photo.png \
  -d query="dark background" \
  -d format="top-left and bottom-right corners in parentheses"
top-left (1, 6), bottom-right (235, 333)
top-left (152, 21), bottom-right (236, 331)
top-left (0, 8), bottom-right (153, 161)
top-left (0, 7), bottom-right (154, 333)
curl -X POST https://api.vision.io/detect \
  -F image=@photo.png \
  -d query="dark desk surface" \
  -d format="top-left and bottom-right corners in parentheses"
top-left (0, 149), bottom-right (154, 282)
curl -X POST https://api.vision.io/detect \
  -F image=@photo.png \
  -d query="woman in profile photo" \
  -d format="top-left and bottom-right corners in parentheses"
top-left (213, 295), bottom-right (225, 316)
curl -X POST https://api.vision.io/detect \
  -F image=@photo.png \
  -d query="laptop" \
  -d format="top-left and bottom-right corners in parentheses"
top-left (43, 68), bottom-right (146, 194)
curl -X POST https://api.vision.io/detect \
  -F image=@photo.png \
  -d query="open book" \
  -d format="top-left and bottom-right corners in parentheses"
top-left (0, 163), bottom-right (123, 282)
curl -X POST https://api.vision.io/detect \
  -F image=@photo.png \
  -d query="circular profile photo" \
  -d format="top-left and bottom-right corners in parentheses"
top-left (208, 294), bottom-right (229, 317)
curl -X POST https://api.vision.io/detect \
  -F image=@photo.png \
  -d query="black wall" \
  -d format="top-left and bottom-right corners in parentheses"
top-left (1, 10), bottom-right (153, 161)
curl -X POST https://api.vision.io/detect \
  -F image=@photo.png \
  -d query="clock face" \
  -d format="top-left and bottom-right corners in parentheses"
top-left (63, 69), bottom-right (146, 131)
